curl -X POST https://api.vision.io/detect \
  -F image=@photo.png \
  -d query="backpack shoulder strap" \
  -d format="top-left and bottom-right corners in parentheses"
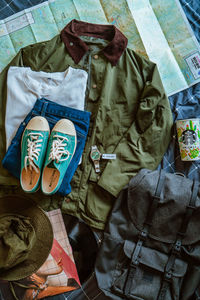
top-left (124, 170), bottom-right (165, 297)
top-left (158, 180), bottom-right (199, 300)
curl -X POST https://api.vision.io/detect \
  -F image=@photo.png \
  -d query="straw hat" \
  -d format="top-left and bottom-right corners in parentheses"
top-left (0, 195), bottom-right (53, 281)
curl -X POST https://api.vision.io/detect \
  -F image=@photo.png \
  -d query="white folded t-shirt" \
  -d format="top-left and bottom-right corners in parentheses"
top-left (5, 66), bottom-right (88, 149)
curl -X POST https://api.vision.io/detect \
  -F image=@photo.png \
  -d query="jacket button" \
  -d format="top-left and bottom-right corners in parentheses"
top-left (65, 197), bottom-right (71, 203)
top-left (93, 84), bottom-right (97, 89)
top-left (94, 55), bottom-right (99, 59)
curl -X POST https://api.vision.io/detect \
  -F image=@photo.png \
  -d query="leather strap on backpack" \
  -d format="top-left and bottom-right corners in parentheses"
top-left (158, 180), bottom-right (199, 300)
top-left (124, 170), bottom-right (165, 297)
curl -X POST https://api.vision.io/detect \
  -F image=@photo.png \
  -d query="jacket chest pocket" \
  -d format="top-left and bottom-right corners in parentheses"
top-left (112, 240), bottom-right (188, 300)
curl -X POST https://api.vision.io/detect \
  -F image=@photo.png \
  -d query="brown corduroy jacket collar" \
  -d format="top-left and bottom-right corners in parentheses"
top-left (61, 19), bottom-right (128, 66)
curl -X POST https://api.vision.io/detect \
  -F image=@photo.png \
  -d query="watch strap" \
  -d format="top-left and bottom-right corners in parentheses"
top-left (91, 145), bottom-right (101, 173)
top-left (94, 160), bottom-right (100, 173)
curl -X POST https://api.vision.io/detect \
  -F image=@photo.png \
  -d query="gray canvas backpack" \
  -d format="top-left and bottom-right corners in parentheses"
top-left (95, 169), bottom-right (200, 300)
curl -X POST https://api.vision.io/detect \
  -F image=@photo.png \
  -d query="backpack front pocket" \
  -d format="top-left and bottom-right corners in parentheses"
top-left (112, 240), bottom-right (188, 300)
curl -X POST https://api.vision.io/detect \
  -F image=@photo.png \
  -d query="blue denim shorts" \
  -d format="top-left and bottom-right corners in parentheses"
top-left (2, 98), bottom-right (91, 196)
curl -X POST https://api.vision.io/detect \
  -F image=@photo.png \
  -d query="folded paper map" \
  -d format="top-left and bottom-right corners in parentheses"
top-left (0, 0), bottom-right (199, 96)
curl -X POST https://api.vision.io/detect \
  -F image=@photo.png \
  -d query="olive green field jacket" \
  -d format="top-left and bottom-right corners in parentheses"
top-left (0, 20), bottom-right (173, 229)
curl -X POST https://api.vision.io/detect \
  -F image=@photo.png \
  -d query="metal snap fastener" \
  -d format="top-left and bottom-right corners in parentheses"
top-left (92, 84), bottom-right (97, 89)
top-left (69, 42), bottom-right (74, 46)
top-left (94, 54), bottom-right (99, 59)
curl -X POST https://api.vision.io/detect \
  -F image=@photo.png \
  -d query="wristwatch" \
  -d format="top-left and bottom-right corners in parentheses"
top-left (90, 145), bottom-right (101, 173)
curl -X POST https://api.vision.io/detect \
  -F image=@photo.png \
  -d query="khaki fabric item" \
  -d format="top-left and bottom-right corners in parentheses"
top-left (0, 21), bottom-right (173, 230)
top-left (0, 214), bottom-right (36, 270)
top-left (0, 195), bottom-right (53, 281)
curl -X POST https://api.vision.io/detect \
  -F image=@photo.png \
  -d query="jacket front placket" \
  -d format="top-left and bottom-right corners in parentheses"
top-left (63, 37), bottom-right (107, 224)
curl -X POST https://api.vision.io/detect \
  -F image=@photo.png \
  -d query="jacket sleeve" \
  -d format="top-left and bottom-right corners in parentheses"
top-left (0, 50), bottom-right (24, 183)
top-left (97, 53), bottom-right (173, 197)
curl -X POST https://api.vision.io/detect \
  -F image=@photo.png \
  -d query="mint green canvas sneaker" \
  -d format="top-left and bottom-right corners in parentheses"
top-left (41, 119), bottom-right (77, 195)
top-left (20, 116), bottom-right (50, 193)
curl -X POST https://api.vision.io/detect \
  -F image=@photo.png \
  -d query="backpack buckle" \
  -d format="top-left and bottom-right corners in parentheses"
top-left (139, 230), bottom-right (147, 241)
top-left (131, 258), bottom-right (139, 267)
top-left (172, 240), bottom-right (182, 254)
top-left (164, 271), bottom-right (172, 283)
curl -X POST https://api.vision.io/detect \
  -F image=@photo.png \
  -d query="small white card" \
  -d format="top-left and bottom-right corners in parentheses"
top-left (102, 153), bottom-right (117, 160)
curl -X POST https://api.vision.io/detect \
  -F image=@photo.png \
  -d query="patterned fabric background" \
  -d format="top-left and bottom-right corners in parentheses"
top-left (0, 0), bottom-right (46, 19)
top-left (161, 0), bottom-right (200, 180)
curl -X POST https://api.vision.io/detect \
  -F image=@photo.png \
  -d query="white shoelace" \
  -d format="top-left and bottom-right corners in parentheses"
top-left (24, 132), bottom-right (43, 173)
top-left (49, 135), bottom-right (70, 163)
